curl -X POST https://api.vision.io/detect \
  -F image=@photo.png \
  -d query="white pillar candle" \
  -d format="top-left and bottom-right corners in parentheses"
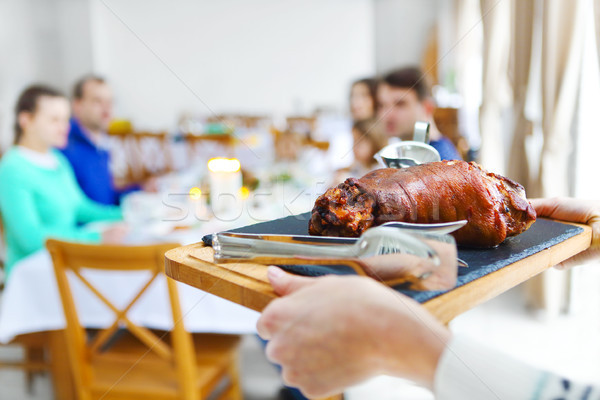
top-left (207, 158), bottom-right (243, 216)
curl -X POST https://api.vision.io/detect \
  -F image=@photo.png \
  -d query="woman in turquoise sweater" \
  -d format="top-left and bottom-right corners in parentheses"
top-left (0, 85), bottom-right (125, 277)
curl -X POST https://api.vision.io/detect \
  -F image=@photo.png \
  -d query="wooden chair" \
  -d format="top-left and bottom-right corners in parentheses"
top-left (206, 114), bottom-right (268, 130)
top-left (271, 126), bottom-right (330, 162)
top-left (46, 240), bottom-right (243, 400)
top-left (286, 116), bottom-right (316, 138)
top-left (183, 134), bottom-right (237, 164)
top-left (284, 116), bottom-right (330, 151)
top-left (235, 115), bottom-right (269, 130)
top-left (432, 107), bottom-right (470, 160)
top-left (304, 138), bottom-right (330, 152)
top-left (107, 131), bottom-right (175, 187)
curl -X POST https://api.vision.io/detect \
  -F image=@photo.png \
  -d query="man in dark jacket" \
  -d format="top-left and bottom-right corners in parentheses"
top-left (377, 66), bottom-right (461, 161)
top-left (61, 76), bottom-right (140, 205)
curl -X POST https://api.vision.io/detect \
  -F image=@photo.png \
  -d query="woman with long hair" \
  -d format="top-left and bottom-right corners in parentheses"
top-left (0, 85), bottom-right (125, 277)
top-left (349, 77), bottom-right (378, 121)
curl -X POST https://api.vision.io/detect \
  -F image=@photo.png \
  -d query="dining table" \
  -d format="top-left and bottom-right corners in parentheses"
top-left (0, 119), bottom-right (348, 399)
top-left (0, 147), bottom-right (338, 398)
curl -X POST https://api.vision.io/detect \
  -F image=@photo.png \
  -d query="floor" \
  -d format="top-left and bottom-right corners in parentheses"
top-left (1, 263), bottom-right (599, 400)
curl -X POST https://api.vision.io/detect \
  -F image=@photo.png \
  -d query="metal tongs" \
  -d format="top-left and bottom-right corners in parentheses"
top-left (212, 226), bottom-right (459, 291)
top-left (374, 121), bottom-right (441, 168)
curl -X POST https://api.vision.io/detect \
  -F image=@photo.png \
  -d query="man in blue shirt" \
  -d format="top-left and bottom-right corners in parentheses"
top-left (61, 76), bottom-right (140, 205)
top-left (376, 67), bottom-right (462, 161)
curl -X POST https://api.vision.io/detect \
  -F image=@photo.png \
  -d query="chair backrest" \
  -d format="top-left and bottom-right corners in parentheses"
top-left (107, 131), bottom-right (174, 184)
top-left (286, 116), bottom-right (316, 137)
top-left (433, 107), bottom-right (470, 160)
top-left (206, 113), bottom-right (269, 130)
top-left (183, 133), bottom-right (237, 162)
top-left (45, 240), bottom-right (197, 398)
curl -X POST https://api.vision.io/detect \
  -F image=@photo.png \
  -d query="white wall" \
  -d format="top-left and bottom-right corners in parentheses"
top-left (0, 0), bottom-right (59, 150)
top-left (1, 0), bottom-right (444, 142)
top-left (0, 0), bottom-right (94, 151)
top-left (55, 0), bottom-right (95, 85)
top-left (89, 0), bottom-right (375, 131)
top-left (374, 0), bottom-right (439, 74)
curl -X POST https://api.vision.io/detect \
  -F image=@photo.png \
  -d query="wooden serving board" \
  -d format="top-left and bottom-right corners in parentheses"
top-left (165, 218), bottom-right (592, 324)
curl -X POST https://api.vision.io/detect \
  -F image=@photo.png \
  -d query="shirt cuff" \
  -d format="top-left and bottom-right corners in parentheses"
top-left (434, 335), bottom-right (545, 400)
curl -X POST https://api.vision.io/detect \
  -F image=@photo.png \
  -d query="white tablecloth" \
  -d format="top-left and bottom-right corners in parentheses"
top-left (0, 171), bottom-right (329, 344)
top-left (0, 249), bottom-right (260, 344)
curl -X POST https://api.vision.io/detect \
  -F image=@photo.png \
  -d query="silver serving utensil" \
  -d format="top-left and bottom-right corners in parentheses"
top-left (380, 220), bottom-right (469, 268)
top-left (212, 227), bottom-right (460, 290)
top-left (413, 121), bottom-right (431, 143)
top-left (374, 121), bottom-right (441, 168)
top-left (213, 220), bottom-right (469, 268)
top-left (375, 141), bottom-right (441, 169)
top-left (213, 226), bottom-right (439, 264)
top-left (396, 157), bottom-right (419, 168)
top-left (380, 219), bottom-right (468, 235)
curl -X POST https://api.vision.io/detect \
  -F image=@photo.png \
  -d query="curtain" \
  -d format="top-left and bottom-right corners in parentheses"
top-left (536, 0), bottom-right (586, 198)
top-left (480, 0), bottom-right (586, 196)
top-left (533, 0), bottom-right (586, 304)
top-left (452, 0), bottom-right (483, 154)
top-left (596, 0), bottom-right (600, 62)
top-left (506, 0), bottom-right (535, 187)
top-left (506, 0), bottom-right (547, 311)
top-left (478, 0), bottom-right (512, 174)
top-left (477, 0), bottom-right (587, 310)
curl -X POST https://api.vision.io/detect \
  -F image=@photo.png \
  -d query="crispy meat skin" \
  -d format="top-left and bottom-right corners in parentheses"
top-left (309, 160), bottom-right (537, 247)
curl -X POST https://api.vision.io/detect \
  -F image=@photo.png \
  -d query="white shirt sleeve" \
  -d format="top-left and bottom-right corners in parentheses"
top-left (434, 335), bottom-right (600, 400)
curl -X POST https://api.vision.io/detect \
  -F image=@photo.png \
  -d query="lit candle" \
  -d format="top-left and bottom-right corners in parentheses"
top-left (207, 158), bottom-right (243, 215)
top-left (187, 186), bottom-right (209, 222)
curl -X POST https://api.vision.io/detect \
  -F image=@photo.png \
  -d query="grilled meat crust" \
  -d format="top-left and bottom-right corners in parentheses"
top-left (309, 160), bottom-right (536, 247)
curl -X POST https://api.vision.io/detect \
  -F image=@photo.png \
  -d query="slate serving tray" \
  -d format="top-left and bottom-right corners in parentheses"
top-left (202, 212), bottom-right (583, 303)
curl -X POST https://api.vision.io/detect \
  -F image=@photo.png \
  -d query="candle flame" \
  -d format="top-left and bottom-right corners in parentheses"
top-left (207, 157), bottom-right (241, 173)
top-left (189, 187), bottom-right (202, 200)
top-left (239, 186), bottom-right (250, 199)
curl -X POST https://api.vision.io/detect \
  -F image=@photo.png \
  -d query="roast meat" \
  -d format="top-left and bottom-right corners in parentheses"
top-left (308, 160), bottom-right (536, 247)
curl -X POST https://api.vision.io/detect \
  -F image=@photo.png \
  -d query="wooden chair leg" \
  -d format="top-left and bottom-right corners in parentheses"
top-left (1, 333), bottom-right (49, 394)
top-left (25, 371), bottom-right (35, 394)
top-left (48, 330), bottom-right (76, 400)
top-left (25, 345), bottom-right (47, 393)
top-left (220, 356), bottom-right (243, 400)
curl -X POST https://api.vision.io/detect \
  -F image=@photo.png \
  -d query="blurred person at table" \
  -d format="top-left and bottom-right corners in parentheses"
top-left (350, 78), bottom-right (378, 122)
top-left (257, 197), bottom-right (600, 399)
top-left (61, 75), bottom-right (155, 206)
top-left (334, 118), bottom-right (388, 182)
top-left (0, 85), bottom-right (126, 278)
top-left (377, 66), bottom-right (461, 161)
